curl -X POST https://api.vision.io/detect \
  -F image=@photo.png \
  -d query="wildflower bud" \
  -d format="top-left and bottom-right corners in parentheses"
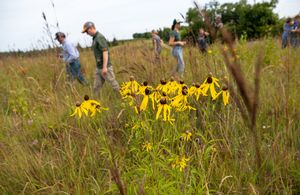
top-left (129, 76), bottom-right (135, 81)
top-left (222, 86), bottom-right (228, 91)
top-left (191, 83), bottom-right (195, 86)
top-left (207, 76), bottom-right (213, 84)
top-left (145, 87), bottom-right (151, 95)
top-left (179, 80), bottom-right (185, 84)
top-left (160, 97), bottom-right (167, 105)
top-left (162, 92), bottom-right (167, 97)
top-left (76, 102), bottom-right (81, 107)
top-left (195, 84), bottom-right (201, 88)
top-left (170, 76), bottom-right (174, 82)
top-left (84, 95), bottom-right (89, 101)
top-left (182, 88), bottom-right (188, 95)
top-left (96, 105), bottom-right (101, 109)
top-left (160, 79), bottom-right (167, 85)
top-left (143, 81), bottom-right (148, 86)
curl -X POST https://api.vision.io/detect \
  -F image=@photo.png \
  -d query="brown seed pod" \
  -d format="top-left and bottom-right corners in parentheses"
top-left (84, 95), bottom-right (89, 101)
top-left (160, 97), bottom-right (167, 104)
top-left (207, 76), bottom-right (213, 84)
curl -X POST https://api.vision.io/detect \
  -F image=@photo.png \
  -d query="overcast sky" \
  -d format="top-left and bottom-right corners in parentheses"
top-left (0, 0), bottom-right (299, 52)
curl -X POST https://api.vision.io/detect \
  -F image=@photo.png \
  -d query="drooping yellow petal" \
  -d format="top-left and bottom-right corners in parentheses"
top-left (209, 84), bottom-right (218, 99)
top-left (163, 105), bottom-right (167, 121)
top-left (156, 105), bottom-right (163, 120)
top-left (90, 109), bottom-right (97, 117)
top-left (70, 107), bottom-right (79, 117)
top-left (150, 94), bottom-right (155, 110)
top-left (140, 95), bottom-right (149, 111)
top-left (80, 106), bottom-right (89, 116)
top-left (212, 77), bottom-right (220, 88)
top-left (134, 106), bottom-right (139, 114)
top-left (201, 84), bottom-right (209, 96)
top-left (223, 90), bottom-right (229, 106)
top-left (213, 91), bottom-right (222, 101)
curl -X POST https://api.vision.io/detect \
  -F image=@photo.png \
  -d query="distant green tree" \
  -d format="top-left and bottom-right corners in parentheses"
top-left (132, 32), bottom-right (151, 39)
top-left (185, 0), bottom-right (280, 40)
top-left (157, 27), bottom-right (172, 42)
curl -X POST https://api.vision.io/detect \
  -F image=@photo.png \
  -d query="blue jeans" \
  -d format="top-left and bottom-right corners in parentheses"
top-left (172, 46), bottom-right (185, 77)
top-left (66, 59), bottom-right (88, 85)
top-left (282, 33), bottom-right (290, 48)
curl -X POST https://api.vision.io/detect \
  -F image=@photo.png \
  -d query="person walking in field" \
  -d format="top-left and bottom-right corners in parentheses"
top-left (197, 28), bottom-right (210, 53)
top-left (291, 15), bottom-right (300, 48)
top-left (282, 18), bottom-right (294, 48)
top-left (55, 32), bottom-right (88, 85)
top-left (169, 19), bottom-right (186, 79)
top-left (81, 21), bottom-right (120, 94)
top-left (151, 30), bottom-right (162, 58)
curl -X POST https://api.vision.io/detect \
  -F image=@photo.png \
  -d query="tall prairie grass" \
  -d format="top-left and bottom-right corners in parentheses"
top-left (0, 38), bottom-right (300, 194)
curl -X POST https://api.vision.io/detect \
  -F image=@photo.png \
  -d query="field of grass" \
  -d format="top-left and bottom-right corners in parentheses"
top-left (0, 38), bottom-right (300, 194)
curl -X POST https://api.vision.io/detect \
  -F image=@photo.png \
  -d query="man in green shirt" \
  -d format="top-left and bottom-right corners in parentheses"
top-left (82, 21), bottom-right (120, 94)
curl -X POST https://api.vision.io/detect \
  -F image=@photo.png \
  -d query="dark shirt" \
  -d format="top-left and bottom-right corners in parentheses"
top-left (198, 35), bottom-right (208, 52)
top-left (170, 30), bottom-right (181, 42)
top-left (92, 31), bottom-right (111, 69)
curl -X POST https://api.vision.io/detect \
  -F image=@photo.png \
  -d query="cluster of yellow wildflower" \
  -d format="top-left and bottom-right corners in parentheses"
top-left (142, 142), bottom-right (153, 152)
top-left (171, 156), bottom-right (190, 172)
top-left (70, 95), bottom-right (108, 118)
top-left (181, 130), bottom-right (192, 142)
top-left (120, 75), bottom-right (229, 123)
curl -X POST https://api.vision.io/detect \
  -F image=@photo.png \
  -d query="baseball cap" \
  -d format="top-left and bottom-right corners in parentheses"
top-left (82, 21), bottom-right (95, 33)
top-left (54, 32), bottom-right (65, 40)
top-left (173, 19), bottom-right (183, 26)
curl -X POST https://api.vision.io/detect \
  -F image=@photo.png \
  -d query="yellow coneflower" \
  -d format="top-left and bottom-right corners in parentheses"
top-left (90, 104), bottom-right (109, 117)
top-left (171, 87), bottom-right (196, 111)
top-left (142, 142), bottom-right (153, 152)
top-left (120, 76), bottom-right (140, 97)
top-left (156, 97), bottom-right (174, 123)
top-left (166, 77), bottom-right (179, 95)
top-left (171, 156), bottom-right (190, 172)
top-left (171, 86), bottom-right (188, 106)
top-left (214, 86), bottom-right (230, 106)
top-left (81, 95), bottom-right (108, 117)
top-left (140, 86), bottom-right (155, 111)
top-left (177, 80), bottom-right (187, 95)
top-left (201, 75), bottom-right (220, 99)
top-left (156, 79), bottom-right (169, 94)
top-left (181, 130), bottom-right (192, 142)
top-left (189, 83), bottom-right (205, 100)
top-left (70, 102), bottom-right (88, 118)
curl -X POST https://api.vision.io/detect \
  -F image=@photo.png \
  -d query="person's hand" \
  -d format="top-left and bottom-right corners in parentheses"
top-left (102, 67), bottom-right (108, 77)
top-left (181, 41), bottom-right (187, 46)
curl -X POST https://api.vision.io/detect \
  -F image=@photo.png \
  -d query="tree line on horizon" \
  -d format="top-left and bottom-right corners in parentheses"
top-left (133, 0), bottom-right (287, 43)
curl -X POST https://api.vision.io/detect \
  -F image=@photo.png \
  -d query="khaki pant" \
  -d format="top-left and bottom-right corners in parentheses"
top-left (94, 66), bottom-right (120, 94)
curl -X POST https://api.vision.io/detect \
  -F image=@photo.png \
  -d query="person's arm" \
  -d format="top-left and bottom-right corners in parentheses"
top-left (102, 51), bottom-right (108, 76)
top-left (97, 37), bottom-right (110, 76)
